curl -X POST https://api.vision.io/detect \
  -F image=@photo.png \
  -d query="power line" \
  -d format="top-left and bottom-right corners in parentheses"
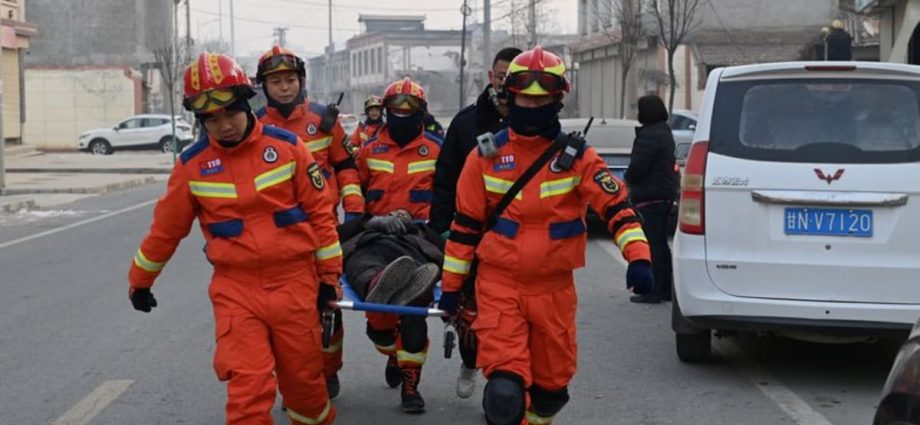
top-left (192, 7), bottom-right (361, 32)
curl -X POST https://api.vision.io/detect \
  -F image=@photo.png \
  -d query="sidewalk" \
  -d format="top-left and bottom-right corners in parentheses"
top-left (1, 147), bottom-right (170, 212)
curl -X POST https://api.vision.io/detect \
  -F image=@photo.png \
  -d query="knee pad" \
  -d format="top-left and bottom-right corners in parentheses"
top-left (365, 323), bottom-right (396, 347)
top-left (529, 385), bottom-right (570, 418)
top-left (482, 371), bottom-right (526, 425)
top-left (399, 315), bottom-right (428, 353)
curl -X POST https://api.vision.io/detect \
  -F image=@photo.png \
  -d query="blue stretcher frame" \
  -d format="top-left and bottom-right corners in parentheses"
top-left (330, 276), bottom-right (447, 317)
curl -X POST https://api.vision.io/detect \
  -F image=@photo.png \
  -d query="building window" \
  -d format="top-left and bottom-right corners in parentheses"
top-left (364, 51), bottom-right (369, 77)
top-left (377, 47), bottom-right (383, 74)
top-left (370, 49), bottom-right (376, 74)
top-left (352, 53), bottom-right (357, 76)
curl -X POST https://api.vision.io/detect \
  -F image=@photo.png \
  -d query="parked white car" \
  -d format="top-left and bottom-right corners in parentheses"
top-left (673, 62), bottom-right (920, 362)
top-left (78, 114), bottom-right (194, 155)
top-left (670, 109), bottom-right (698, 165)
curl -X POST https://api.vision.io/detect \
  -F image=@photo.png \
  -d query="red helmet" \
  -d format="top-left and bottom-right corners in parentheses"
top-left (182, 52), bottom-right (254, 114)
top-left (364, 95), bottom-right (384, 112)
top-left (383, 77), bottom-right (427, 115)
top-left (504, 46), bottom-right (570, 96)
top-left (256, 45), bottom-right (306, 82)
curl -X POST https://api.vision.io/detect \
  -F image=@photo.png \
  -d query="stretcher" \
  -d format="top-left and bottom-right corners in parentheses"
top-left (324, 276), bottom-right (456, 358)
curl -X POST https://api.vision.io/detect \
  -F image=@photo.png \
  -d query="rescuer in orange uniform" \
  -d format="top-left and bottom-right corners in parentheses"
top-left (255, 45), bottom-right (361, 399)
top-left (354, 77), bottom-right (443, 414)
top-left (352, 95), bottom-right (385, 147)
top-left (438, 47), bottom-right (654, 425)
top-left (127, 52), bottom-right (342, 425)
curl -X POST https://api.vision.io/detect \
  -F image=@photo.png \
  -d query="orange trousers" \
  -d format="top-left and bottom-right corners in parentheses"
top-left (211, 263), bottom-right (335, 425)
top-left (365, 312), bottom-right (429, 368)
top-left (472, 264), bottom-right (578, 391)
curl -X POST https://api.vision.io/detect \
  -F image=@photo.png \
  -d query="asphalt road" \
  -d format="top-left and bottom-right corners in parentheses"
top-left (0, 183), bottom-right (903, 425)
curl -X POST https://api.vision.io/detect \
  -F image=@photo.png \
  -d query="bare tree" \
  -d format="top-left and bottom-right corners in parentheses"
top-left (615, 0), bottom-right (644, 118)
top-left (649, 0), bottom-right (703, 111)
top-left (152, 34), bottom-right (182, 160)
top-left (496, 0), bottom-right (557, 47)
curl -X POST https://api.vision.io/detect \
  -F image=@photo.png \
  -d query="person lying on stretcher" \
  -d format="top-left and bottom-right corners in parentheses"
top-left (338, 208), bottom-right (445, 306)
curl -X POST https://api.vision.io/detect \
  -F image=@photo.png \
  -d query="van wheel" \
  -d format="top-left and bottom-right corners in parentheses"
top-left (89, 139), bottom-right (112, 155)
top-left (676, 331), bottom-right (711, 362)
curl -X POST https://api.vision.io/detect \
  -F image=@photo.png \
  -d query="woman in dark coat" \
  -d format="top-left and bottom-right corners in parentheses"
top-left (625, 95), bottom-right (680, 304)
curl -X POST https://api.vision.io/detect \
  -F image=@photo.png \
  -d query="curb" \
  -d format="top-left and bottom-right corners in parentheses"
top-left (2, 176), bottom-right (159, 196)
top-left (0, 198), bottom-right (37, 213)
top-left (7, 168), bottom-right (171, 174)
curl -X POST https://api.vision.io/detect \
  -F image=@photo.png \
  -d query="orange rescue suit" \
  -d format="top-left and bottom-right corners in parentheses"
top-left (356, 128), bottom-right (442, 220)
top-left (258, 101), bottom-right (364, 216)
top-left (352, 121), bottom-right (384, 147)
top-left (442, 128), bottom-right (651, 398)
top-left (128, 120), bottom-right (342, 425)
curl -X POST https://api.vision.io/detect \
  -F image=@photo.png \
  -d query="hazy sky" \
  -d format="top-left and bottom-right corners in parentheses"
top-left (188, 0), bottom-right (579, 58)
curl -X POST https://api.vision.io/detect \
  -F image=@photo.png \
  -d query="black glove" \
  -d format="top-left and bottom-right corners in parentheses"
top-left (438, 291), bottom-right (460, 317)
top-left (317, 283), bottom-right (340, 312)
top-left (318, 103), bottom-right (340, 134)
top-left (130, 287), bottom-right (158, 313)
top-left (367, 215), bottom-right (407, 234)
top-left (626, 260), bottom-right (654, 295)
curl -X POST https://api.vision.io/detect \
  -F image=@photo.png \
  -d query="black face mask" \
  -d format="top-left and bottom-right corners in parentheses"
top-left (387, 112), bottom-right (423, 146)
top-left (508, 100), bottom-right (562, 137)
top-left (265, 81), bottom-right (306, 118)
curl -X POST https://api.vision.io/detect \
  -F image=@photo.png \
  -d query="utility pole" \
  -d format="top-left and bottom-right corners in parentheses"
top-left (326, 0), bottom-right (333, 102)
top-left (0, 72), bottom-right (5, 193)
top-left (274, 26), bottom-right (289, 47)
top-left (529, 0), bottom-right (537, 47)
top-left (460, 0), bottom-right (471, 109)
top-left (229, 0), bottom-right (236, 56)
top-left (483, 0), bottom-right (491, 75)
top-left (185, 0), bottom-right (192, 61)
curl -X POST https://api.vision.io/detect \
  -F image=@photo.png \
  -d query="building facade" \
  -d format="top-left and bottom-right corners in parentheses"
top-left (23, 0), bottom-right (172, 149)
top-left (0, 0), bottom-right (37, 144)
top-left (858, 0), bottom-right (920, 64)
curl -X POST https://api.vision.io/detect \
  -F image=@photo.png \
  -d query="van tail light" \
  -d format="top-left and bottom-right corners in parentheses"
top-left (679, 141), bottom-right (709, 235)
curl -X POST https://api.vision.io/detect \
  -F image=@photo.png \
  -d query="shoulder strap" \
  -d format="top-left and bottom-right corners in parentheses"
top-left (485, 135), bottom-right (567, 230)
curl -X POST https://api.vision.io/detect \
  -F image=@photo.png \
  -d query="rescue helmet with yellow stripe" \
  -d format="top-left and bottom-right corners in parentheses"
top-left (504, 46), bottom-right (570, 97)
top-left (182, 52), bottom-right (255, 114)
top-left (256, 45), bottom-right (306, 82)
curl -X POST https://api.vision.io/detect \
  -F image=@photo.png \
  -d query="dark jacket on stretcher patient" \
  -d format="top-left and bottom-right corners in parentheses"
top-left (338, 220), bottom-right (446, 300)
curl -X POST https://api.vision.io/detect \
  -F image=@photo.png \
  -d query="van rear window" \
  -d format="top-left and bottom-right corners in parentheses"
top-left (710, 78), bottom-right (920, 163)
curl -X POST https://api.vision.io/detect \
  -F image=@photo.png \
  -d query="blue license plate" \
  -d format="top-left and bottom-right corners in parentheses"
top-left (784, 208), bottom-right (873, 237)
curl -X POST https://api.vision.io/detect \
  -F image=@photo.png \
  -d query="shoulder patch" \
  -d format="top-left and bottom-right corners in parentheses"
top-left (255, 107), bottom-right (267, 119)
top-left (307, 101), bottom-right (327, 116)
top-left (423, 131), bottom-right (444, 147)
top-left (307, 162), bottom-right (325, 190)
top-left (180, 135), bottom-right (209, 164)
top-left (593, 169), bottom-right (620, 194)
top-left (262, 125), bottom-right (298, 145)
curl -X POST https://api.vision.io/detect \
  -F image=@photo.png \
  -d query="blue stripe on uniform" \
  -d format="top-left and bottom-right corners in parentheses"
top-left (273, 205), bottom-right (310, 228)
top-left (208, 219), bottom-right (243, 237)
top-left (409, 190), bottom-right (432, 203)
top-left (549, 218), bottom-right (586, 240)
top-left (492, 217), bottom-right (519, 239)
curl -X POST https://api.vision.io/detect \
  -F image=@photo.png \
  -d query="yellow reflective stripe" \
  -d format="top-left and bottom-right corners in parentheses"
top-left (315, 241), bottom-right (343, 261)
top-left (359, 132), bottom-right (369, 140)
top-left (526, 411), bottom-right (555, 425)
top-left (443, 256), bottom-right (471, 275)
top-left (305, 136), bottom-right (332, 153)
top-left (397, 350), bottom-right (427, 365)
top-left (367, 159), bottom-right (395, 173)
top-left (407, 160), bottom-right (436, 174)
top-left (483, 175), bottom-right (522, 200)
top-left (540, 176), bottom-right (581, 198)
top-left (322, 340), bottom-right (343, 354)
top-left (188, 181), bottom-right (238, 199)
top-left (254, 161), bottom-right (295, 192)
top-left (340, 184), bottom-right (363, 198)
top-left (133, 249), bottom-right (165, 273)
top-left (616, 227), bottom-right (648, 251)
top-left (286, 401), bottom-right (331, 425)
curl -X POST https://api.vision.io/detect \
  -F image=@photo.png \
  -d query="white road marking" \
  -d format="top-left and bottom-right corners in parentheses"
top-left (716, 341), bottom-right (836, 425)
top-left (593, 239), bottom-right (836, 425)
top-left (0, 199), bottom-right (156, 250)
top-left (51, 380), bottom-right (134, 425)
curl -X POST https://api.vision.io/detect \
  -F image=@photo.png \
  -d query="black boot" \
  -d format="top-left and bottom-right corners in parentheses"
top-left (400, 366), bottom-right (425, 414)
top-left (385, 355), bottom-right (401, 388)
top-left (630, 293), bottom-right (662, 304)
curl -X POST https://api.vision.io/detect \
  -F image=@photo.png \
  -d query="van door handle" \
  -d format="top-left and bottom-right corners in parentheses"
top-left (751, 190), bottom-right (908, 207)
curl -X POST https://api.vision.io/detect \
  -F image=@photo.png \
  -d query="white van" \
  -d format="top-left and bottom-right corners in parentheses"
top-left (672, 62), bottom-right (920, 361)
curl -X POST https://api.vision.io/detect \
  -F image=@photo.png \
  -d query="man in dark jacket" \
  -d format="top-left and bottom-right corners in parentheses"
top-left (625, 95), bottom-right (680, 304)
top-left (428, 46), bottom-right (522, 399)
top-left (430, 47), bottom-right (522, 234)
top-left (825, 19), bottom-right (853, 61)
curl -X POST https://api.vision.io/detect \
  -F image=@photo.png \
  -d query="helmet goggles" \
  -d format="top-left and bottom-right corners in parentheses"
top-left (184, 88), bottom-right (237, 114)
top-left (504, 71), bottom-right (568, 96)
